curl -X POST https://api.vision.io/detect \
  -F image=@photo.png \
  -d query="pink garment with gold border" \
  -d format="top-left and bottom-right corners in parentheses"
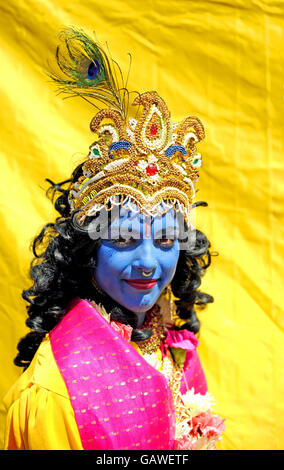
top-left (50, 299), bottom-right (175, 450)
top-left (49, 298), bottom-right (207, 449)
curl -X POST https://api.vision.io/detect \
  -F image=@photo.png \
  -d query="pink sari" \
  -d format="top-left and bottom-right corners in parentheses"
top-left (49, 298), bottom-right (207, 450)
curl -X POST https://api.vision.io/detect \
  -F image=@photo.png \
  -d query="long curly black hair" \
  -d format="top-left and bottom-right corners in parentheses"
top-left (14, 162), bottom-right (217, 369)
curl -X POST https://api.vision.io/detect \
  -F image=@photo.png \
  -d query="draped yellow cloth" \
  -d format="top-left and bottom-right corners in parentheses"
top-left (3, 336), bottom-right (83, 450)
top-left (0, 0), bottom-right (283, 450)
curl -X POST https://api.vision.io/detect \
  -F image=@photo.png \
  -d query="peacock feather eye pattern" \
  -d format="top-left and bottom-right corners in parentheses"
top-left (48, 27), bottom-right (128, 118)
top-left (87, 59), bottom-right (101, 80)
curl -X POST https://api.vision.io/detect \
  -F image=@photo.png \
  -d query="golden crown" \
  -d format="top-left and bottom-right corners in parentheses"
top-left (50, 28), bottom-right (205, 227)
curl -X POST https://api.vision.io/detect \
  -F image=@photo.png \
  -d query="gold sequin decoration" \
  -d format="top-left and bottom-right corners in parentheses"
top-left (67, 90), bottom-right (205, 228)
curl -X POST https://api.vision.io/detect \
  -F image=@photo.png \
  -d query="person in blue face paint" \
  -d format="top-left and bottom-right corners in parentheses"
top-left (12, 163), bottom-right (214, 367)
top-left (4, 165), bottom-right (217, 450)
top-left (3, 27), bottom-right (226, 451)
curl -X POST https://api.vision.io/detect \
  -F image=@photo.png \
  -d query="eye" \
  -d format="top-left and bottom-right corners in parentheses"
top-left (155, 238), bottom-right (176, 247)
top-left (111, 237), bottom-right (137, 247)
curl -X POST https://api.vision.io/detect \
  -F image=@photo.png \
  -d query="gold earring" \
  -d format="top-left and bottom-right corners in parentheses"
top-left (166, 284), bottom-right (175, 321)
top-left (91, 276), bottom-right (106, 296)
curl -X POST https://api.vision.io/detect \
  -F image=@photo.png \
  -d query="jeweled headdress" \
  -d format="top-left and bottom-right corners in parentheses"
top-left (50, 28), bottom-right (205, 227)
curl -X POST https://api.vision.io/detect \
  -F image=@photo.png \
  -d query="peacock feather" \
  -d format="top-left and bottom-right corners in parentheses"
top-left (49, 27), bottom-right (130, 118)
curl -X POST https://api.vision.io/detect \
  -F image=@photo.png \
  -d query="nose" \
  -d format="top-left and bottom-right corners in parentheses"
top-left (131, 239), bottom-right (158, 274)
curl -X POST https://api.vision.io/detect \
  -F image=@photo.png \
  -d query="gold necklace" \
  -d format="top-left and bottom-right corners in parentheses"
top-left (135, 306), bottom-right (186, 425)
top-left (136, 304), bottom-right (165, 354)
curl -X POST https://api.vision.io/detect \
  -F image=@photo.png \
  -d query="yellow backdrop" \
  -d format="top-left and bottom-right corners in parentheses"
top-left (0, 0), bottom-right (283, 450)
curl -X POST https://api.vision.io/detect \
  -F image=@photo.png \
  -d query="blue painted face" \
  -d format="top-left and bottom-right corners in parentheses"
top-left (94, 204), bottom-right (180, 326)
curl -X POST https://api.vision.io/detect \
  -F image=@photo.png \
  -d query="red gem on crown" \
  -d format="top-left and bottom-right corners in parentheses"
top-left (146, 163), bottom-right (158, 176)
top-left (150, 124), bottom-right (158, 136)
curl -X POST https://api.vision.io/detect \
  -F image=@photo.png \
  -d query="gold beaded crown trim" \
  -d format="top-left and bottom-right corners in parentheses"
top-left (50, 28), bottom-right (205, 226)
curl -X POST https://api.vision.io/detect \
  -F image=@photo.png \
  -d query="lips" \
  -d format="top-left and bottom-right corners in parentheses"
top-left (124, 279), bottom-right (158, 290)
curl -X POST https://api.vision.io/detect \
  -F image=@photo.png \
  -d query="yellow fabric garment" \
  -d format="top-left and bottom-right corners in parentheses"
top-left (3, 335), bottom-right (83, 450)
top-left (0, 0), bottom-right (283, 450)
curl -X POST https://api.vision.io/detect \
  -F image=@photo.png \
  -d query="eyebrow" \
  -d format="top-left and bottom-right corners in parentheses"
top-left (153, 227), bottom-right (179, 238)
top-left (107, 225), bottom-right (179, 239)
top-left (107, 225), bottom-right (140, 239)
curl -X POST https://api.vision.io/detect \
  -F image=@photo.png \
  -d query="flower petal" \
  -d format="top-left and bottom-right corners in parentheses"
top-left (165, 329), bottom-right (199, 350)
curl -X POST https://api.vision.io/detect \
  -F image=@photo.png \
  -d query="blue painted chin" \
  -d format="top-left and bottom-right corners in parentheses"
top-left (94, 204), bottom-right (180, 325)
top-left (119, 278), bottom-right (164, 313)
